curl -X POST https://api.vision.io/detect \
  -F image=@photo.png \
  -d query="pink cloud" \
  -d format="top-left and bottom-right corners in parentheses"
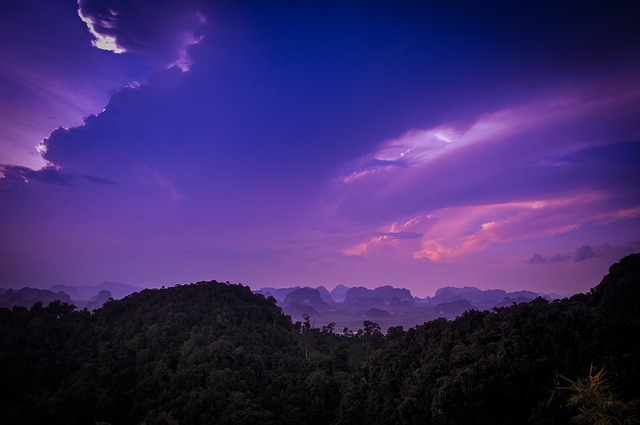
top-left (343, 215), bottom-right (436, 257)
top-left (342, 191), bottom-right (640, 262)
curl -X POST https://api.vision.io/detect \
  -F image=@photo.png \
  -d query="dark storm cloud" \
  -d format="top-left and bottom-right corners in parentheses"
top-left (2, 165), bottom-right (75, 187)
top-left (0, 165), bottom-right (117, 188)
top-left (41, 71), bottom-right (189, 171)
top-left (0, 0), bottom-right (144, 170)
top-left (77, 0), bottom-right (206, 67)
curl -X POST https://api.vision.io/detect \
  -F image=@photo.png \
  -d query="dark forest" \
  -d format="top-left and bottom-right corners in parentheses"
top-left (1, 255), bottom-right (639, 424)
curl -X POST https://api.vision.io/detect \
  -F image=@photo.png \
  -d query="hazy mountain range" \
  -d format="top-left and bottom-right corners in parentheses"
top-left (0, 281), bottom-right (142, 310)
top-left (1, 254), bottom-right (638, 424)
top-left (257, 285), bottom-right (560, 331)
top-left (0, 281), bottom-right (559, 332)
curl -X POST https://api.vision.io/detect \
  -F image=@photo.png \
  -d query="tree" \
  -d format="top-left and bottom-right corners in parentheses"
top-left (560, 365), bottom-right (640, 425)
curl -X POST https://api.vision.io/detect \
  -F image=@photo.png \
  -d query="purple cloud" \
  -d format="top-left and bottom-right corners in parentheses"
top-left (82, 174), bottom-right (117, 185)
top-left (77, 0), bottom-right (207, 69)
top-left (377, 231), bottom-right (423, 240)
top-left (529, 253), bottom-right (571, 265)
top-left (0, 0), bottom-right (155, 172)
top-left (331, 86), bottom-right (640, 222)
top-left (1, 0), bottom-right (639, 295)
top-left (1, 165), bottom-right (74, 187)
top-left (575, 245), bottom-right (597, 262)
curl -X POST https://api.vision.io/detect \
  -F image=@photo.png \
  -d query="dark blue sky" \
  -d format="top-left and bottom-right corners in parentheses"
top-left (1, 0), bottom-right (639, 295)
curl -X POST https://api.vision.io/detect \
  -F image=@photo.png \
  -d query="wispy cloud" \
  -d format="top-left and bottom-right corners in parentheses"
top-left (372, 109), bottom-right (523, 167)
top-left (83, 174), bottom-right (117, 185)
top-left (529, 242), bottom-right (640, 266)
top-left (1, 165), bottom-right (74, 187)
top-left (134, 164), bottom-right (184, 203)
top-left (343, 191), bottom-right (640, 262)
top-left (1, 165), bottom-right (118, 188)
top-left (413, 195), bottom-right (640, 262)
top-left (529, 253), bottom-right (571, 264)
top-left (343, 216), bottom-right (435, 256)
top-left (337, 83), bottom-right (640, 194)
top-left (575, 245), bottom-right (597, 262)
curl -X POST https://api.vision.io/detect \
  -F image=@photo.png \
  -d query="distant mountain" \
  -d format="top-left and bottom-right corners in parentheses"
top-left (426, 286), bottom-right (542, 310)
top-left (434, 299), bottom-right (475, 317)
top-left (283, 287), bottom-right (332, 312)
top-left (429, 286), bottom-right (483, 304)
top-left (256, 286), bottom-right (300, 302)
top-left (0, 281), bottom-right (142, 310)
top-left (83, 290), bottom-right (113, 311)
top-left (315, 286), bottom-right (335, 304)
top-left (256, 283), bottom-right (552, 332)
top-left (344, 286), bottom-right (383, 307)
top-left (343, 285), bottom-right (414, 308)
top-left (51, 281), bottom-right (142, 300)
top-left (0, 288), bottom-right (72, 309)
top-left (330, 284), bottom-right (349, 302)
top-left (373, 285), bottom-right (414, 304)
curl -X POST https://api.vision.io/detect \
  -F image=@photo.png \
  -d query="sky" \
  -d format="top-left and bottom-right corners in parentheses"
top-left (1, 0), bottom-right (639, 297)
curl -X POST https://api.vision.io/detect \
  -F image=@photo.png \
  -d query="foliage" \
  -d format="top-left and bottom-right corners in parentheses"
top-left (0, 254), bottom-right (639, 424)
top-left (560, 365), bottom-right (640, 425)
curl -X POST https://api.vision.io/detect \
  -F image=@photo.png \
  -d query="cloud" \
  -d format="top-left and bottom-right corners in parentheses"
top-left (338, 92), bottom-right (609, 184)
top-left (377, 231), bottom-right (423, 240)
top-left (528, 253), bottom-right (571, 264)
top-left (413, 195), bottom-right (640, 262)
top-left (369, 107), bottom-right (536, 168)
top-left (0, 165), bottom-right (119, 188)
top-left (529, 242), bottom-right (640, 266)
top-left (575, 245), bottom-right (596, 262)
top-left (82, 174), bottom-right (117, 185)
top-left (327, 81), bottom-right (640, 233)
top-left (343, 216), bottom-right (435, 257)
top-left (342, 190), bottom-right (640, 262)
top-left (0, 0), bottom-right (145, 171)
top-left (2, 1), bottom-right (639, 291)
top-left (77, 0), bottom-right (207, 69)
top-left (1, 165), bottom-right (74, 187)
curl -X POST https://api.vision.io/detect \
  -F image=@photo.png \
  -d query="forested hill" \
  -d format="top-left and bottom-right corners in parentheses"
top-left (1, 255), bottom-right (639, 425)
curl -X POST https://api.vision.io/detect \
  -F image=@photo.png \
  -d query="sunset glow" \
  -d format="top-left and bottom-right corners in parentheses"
top-left (1, 0), bottom-right (638, 296)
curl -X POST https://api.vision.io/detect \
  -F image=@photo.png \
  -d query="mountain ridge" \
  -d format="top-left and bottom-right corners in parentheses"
top-left (1, 280), bottom-right (556, 331)
top-left (255, 284), bottom-right (557, 331)
top-left (0, 254), bottom-right (637, 424)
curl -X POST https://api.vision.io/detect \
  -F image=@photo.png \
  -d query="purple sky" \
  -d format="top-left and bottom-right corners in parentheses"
top-left (1, 0), bottom-right (639, 297)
